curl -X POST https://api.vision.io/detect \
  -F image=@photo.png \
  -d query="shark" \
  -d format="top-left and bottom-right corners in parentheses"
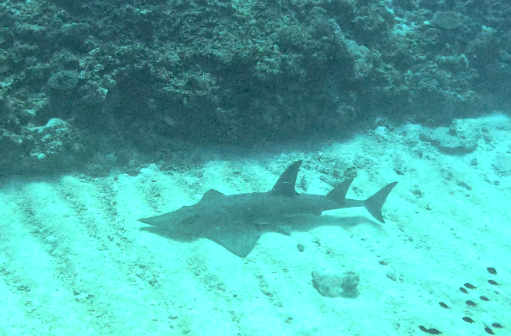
top-left (138, 160), bottom-right (397, 257)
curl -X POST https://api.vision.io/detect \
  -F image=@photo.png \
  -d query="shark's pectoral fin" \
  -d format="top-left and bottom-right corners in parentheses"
top-left (204, 223), bottom-right (261, 258)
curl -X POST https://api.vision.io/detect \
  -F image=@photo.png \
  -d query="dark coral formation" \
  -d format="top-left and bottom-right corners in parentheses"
top-left (1, 0), bottom-right (510, 173)
top-left (312, 269), bottom-right (360, 298)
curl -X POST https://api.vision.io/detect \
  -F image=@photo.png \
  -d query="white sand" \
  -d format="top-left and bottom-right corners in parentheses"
top-left (0, 114), bottom-right (509, 336)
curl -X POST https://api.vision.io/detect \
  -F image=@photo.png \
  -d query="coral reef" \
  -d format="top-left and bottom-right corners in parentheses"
top-left (312, 270), bottom-right (360, 298)
top-left (0, 0), bottom-right (510, 173)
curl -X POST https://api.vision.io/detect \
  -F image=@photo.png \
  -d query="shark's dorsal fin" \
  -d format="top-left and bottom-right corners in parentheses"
top-left (327, 177), bottom-right (354, 206)
top-left (201, 189), bottom-right (226, 202)
top-left (271, 160), bottom-right (302, 196)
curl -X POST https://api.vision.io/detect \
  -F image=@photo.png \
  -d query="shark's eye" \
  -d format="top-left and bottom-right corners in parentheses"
top-left (182, 214), bottom-right (200, 224)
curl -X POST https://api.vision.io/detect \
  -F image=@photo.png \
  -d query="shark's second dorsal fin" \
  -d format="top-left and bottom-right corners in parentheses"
top-left (327, 177), bottom-right (354, 206)
top-left (201, 189), bottom-right (226, 202)
top-left (271, 160), bottom-right (302, 196)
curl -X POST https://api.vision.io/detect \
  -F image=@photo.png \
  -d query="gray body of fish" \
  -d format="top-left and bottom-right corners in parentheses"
top-left (138, 160), bottom-right (397, 257)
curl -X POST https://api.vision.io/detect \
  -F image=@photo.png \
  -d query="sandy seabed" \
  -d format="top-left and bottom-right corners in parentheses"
top-left (0, 114), bottom-right (509, 336)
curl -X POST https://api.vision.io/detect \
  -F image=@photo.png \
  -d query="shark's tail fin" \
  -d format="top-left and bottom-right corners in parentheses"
top-left (364, 182), bottom-right (398, 223)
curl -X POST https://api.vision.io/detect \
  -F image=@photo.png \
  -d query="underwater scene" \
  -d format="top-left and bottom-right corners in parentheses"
top-left (0, 0), bottom-right (509, 335)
